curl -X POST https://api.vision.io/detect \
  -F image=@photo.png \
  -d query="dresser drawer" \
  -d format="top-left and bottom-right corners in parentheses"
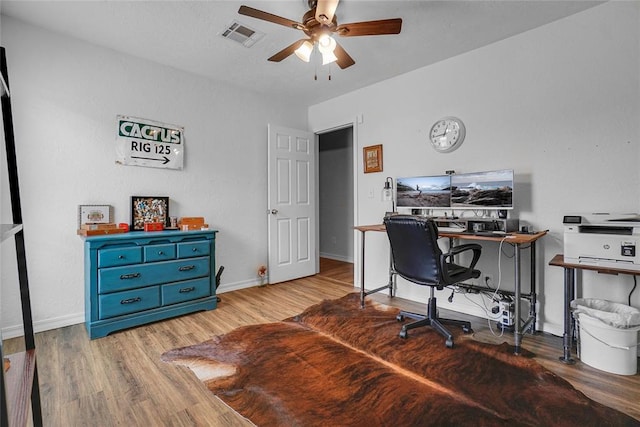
top-left (177, 240), bottom-right (210, 258)
top-left (98, 246), bottom-right (143, 268)
top-left (161, 277), bottom-right (211, 306)
top-left (98, 256), bottom-right (210, 294)
top-left (144, 243), bottom-right (176, 262)
top-left (98, 286), bottom-right (160, 319)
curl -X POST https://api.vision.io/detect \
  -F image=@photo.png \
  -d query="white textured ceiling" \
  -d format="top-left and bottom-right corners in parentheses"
top-left (1, 0), bottom-right (602, 106)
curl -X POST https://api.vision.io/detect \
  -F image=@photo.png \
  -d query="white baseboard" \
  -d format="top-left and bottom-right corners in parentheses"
top-left (319, 252), bottom-right (354, 263)
top-left (217, 277), bottom-right (266, 293)
top-left (1, 278), bottom-right (267, 339)
top-left (440, 300), bottom-right (494, 320)
top-left (539, 321), bottom-right (563, 337)
top-left (1, 312), bottom-right (85, 339)
top-left (434, 301), bottom-right (564, 337)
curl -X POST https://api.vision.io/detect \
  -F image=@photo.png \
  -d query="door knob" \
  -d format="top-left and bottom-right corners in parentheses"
top-left (270, 209), bottom-right (278, 215)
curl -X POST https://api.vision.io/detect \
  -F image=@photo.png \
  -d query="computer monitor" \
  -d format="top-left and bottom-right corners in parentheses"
top-left (396, 175), bottom-right (451, 209)
top-left (450, 169), bottom-right (514, 209)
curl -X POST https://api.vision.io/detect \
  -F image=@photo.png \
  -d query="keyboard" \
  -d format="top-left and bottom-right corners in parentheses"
top-left (464, 231), bottom-right (508, 237)
top-left (438, 227), bottom-right (466, 233)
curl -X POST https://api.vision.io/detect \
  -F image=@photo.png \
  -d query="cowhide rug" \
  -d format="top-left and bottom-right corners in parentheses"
top-left (161, 293), bottom-right (639, 426)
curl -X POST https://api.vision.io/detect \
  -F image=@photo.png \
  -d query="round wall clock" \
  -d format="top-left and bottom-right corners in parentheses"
top-left (429, 117), bottom-right (466, 153)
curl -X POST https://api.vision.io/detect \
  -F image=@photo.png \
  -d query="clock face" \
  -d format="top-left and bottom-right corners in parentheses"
top-left (429, 117), bottom-right (466, 153)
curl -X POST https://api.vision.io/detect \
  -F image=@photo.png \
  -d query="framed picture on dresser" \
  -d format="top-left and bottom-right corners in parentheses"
top-left (77, 204), bottom-right (113, 228)
top-left (130, 196), bottom-right (169, 230)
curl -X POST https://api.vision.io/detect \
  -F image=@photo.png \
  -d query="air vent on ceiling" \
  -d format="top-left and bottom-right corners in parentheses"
top-left (220, 21), bottom-right (265, 48)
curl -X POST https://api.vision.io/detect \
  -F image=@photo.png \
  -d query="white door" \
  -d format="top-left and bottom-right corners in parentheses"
top-left (267, 124), bottom-right (317, 284)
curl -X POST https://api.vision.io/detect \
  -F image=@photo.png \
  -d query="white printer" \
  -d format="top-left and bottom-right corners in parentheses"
top-left (564, 213), bottom-right (640, 270)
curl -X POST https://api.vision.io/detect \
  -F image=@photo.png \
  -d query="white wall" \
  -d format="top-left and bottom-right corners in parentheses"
top-left (310, 2), bottom-right (640, 335)
top-left (0, 17), bottom-right (307, 336)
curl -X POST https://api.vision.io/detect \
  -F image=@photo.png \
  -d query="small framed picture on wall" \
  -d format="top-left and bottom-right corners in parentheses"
top-left (363, 144), bottom-right (383, 173)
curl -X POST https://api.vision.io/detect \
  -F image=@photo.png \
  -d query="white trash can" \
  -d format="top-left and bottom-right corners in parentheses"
top-left (571, 298), bottom-right (640, 376)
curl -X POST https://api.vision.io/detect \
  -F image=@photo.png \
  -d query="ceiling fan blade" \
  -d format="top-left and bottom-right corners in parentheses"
top-left (268, 39), bottom-right (307, 62)
top-left (238, 5), bottom-right (305, 30)
top-left (315, 0), bottom-right (339, 25)
top-left (333, 41), bottom-right (355, 69)
top-left (335, 18), bottom-right (402, 37)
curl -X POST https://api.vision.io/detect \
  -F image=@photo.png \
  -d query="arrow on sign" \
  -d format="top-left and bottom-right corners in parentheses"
top-left (131, 156), bottom-right (170, 165)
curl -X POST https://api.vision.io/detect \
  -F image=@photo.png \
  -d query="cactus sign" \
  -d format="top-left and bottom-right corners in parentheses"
top-left (115, 115), bottom-right (184, 170)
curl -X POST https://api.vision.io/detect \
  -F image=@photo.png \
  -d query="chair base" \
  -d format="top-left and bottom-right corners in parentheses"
top-left (397, 296), bottom-right (473, 348)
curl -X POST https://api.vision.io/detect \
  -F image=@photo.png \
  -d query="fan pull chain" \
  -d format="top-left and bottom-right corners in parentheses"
top-left (314, 54), bottom-right (318, 80)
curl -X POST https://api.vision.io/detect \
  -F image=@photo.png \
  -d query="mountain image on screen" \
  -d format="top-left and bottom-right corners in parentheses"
top-left (450, 170), bottom-right (513, 209)
top-left (396, 175), bottom-right (451, 208)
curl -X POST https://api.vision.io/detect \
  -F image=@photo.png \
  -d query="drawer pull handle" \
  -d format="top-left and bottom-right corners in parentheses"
top-left (120, 297), bottom-right (141, 305)
top-left (192, 247), bottom-right (198, 252)
top-left (118, 255), bottom-right (124, 259)
top-left (158, 251), bottom-right (164, 255)
top-left (179, 265), bottom-right (195, 271)
top-left (179, 287), bottom-right (196, 293)
top-left (120, 273), bottom-right (141, 280)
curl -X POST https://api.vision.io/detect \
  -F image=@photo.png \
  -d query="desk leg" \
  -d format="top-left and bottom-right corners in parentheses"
top-left (359, 230), bottom-right (366, 309)
top-left (560, 267), bottom-right (576, 364)
top-left (387, 253), bottom-right (395, 297)
top-left (514, 244), bottom-right (522, 354)
top-left (529, 241), bottom-right (537, 333)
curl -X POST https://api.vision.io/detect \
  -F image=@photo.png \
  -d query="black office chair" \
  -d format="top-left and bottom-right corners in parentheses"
top-left (384, 215), bottom-right (482, 348)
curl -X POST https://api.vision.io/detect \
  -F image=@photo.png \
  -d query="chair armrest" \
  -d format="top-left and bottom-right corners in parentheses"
top-left (442, 243), bottom-right (482, 270)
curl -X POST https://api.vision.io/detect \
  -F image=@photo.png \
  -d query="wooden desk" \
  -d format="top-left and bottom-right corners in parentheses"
top-left (548, 254), bottom-right (640, 364)
top-left (354, 224), bottom-right (547, 354)
top-left (354, 224), bottom-right (394, 309)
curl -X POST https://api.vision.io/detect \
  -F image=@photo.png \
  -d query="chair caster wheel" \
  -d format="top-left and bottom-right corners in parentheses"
top-left (445, 339), bottom-right (454, 348)
top-left (396, 314), bottom-right (405, 322)
top-left (462, 325), bottom-right (473, 334)
top-left (399, 329), bottom-right (408, 339)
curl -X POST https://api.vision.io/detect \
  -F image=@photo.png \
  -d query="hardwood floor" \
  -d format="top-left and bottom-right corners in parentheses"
top-left (317, 256), bottom-right (355, 284)
top-left (4, 258), bottom-right (639, 425)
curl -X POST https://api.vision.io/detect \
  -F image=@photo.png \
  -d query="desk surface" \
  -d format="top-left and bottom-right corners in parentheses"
top-left (354, 224), bottom-right (386, 233)
top-left (355, 223), bottom-right (547, 244)
top-left (549, 254), bottom-right (640, 276)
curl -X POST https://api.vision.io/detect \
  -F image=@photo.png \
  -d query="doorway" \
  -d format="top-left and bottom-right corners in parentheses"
top-left (318, 126), bottom-right (354, 273)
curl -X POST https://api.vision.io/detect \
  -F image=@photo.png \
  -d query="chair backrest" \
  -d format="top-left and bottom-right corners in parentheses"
top-left (383, 215), bottom-right (443, 287)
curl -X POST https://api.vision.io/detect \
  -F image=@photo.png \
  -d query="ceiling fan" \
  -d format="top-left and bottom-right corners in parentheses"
top-left (238, 0), bottom-right (402, 69)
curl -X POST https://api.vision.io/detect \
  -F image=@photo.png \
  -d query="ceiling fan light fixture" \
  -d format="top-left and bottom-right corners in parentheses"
top-left (317, 35), bottom-right (336, 53)
top-left (238, 1), bottom-right (402, 70)
top-left (321, 50), bottom-right (338, 65)
top-left (318, 35), bottom-right (337, 65)
top-left (294, 41), bottom-right (314, 62)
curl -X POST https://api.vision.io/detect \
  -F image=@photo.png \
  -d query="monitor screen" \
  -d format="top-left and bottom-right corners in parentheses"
top-left (450, 169), bottom-right (514, 209)
top-left (396, 175), bottom-right (451, 208)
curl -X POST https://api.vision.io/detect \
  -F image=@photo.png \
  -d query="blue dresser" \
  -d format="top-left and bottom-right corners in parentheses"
top-left (83, 230), bottom-right (217, 339)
